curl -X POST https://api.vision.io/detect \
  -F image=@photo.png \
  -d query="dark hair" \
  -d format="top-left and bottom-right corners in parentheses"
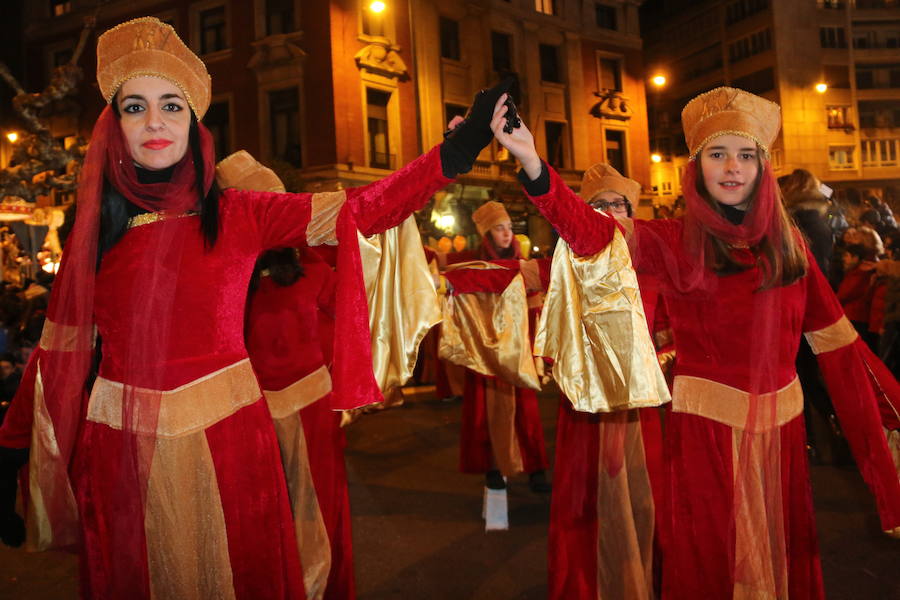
top-left (844, 243), bottom-right (876, 262)
top-left (98, 101), bottom-right (220, 261)
top-left (250, 248), bottom-right (304, 292)
top-left (695, 151), bottom-right (808, 289)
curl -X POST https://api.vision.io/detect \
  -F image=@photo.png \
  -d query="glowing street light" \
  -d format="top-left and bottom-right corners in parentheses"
top-left (437, 214), bottom-right (455, 230)
top-left (6, 132), bottom-right (18, 143)
top-left (651, 75), bottom-right (666, 88)
top-left (651, 153), bottom-right (662, 163)
top-left (815, 82), bottom-right (828, 94)
top-left (369, 1), bottom-right (386, 13)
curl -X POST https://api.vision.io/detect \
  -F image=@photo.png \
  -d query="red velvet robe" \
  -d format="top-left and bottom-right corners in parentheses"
top-left (527, 165), bottom-right (900, 600)
top-left (1, 147), bottom-right (449, 600)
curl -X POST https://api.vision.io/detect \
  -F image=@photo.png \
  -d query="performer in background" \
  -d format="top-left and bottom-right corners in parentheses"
top-left (0, 16), bottom-right (505, 599)
top-left (494, 86), bottom-right (900, 599)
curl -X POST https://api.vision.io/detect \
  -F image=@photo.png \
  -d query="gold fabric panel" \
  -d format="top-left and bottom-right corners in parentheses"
top-left (264, 365), bottom-right (332, 420)
top-left (672, 376), bottom-right (802, 434)
top-left (518, 259), bottom-right (542, 292)
top-left (144, 430), bottom-right (236, 600)
top-left (533, 230), bottom-right (670, 413)
top-left (439, 272), bottom-right (541, 390)
top-left (804, 315), bottom-right (858, 355)
top-left (731, 428), bottom-right (788, 600)
top-left (306, 191), bottom-right (347, 246)
top-left (87, 359), bottom-right (261, 438)
top-left (596, 410), bottom-right (655, 600)
top-left (485, 378), bottom-right (524, 477)
top-left (272, 414), bottom-right (331, 600)
top-left (359, 215), bottom-right (442, 397)
top-left (39, 318), bottom-right (95, 353)
top-left (26, 364), bottom-right (79, 551)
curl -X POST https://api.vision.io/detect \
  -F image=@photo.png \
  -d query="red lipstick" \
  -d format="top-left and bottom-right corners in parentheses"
top-left (143, 139), bottom-right (173, 150)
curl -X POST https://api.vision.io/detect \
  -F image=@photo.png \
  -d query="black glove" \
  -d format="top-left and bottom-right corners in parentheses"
top-left (440, 77), bottom-right (514, 178)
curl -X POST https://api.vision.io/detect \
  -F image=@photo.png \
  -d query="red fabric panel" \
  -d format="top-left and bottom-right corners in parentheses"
top-left (458, 370), bottom-right (548, 474)
top-left (444, 266), bottom-right (519, 295)
top-left (205, 400), bottom-right (306, 600)
top-left (300, 397), bottom-right (355, 600)
top-left (548, 399), bottom-right (600, 600)
top-left (662, 411), bottom-right (735, 600)
top-left (780, 416), bottom-right (825, 600)
top-left (817, 339), bottom-right (900, 528)
top-left (869, 281), bottom-right (887, 333)
top-left (0, 348), bottom-right (39, 448)
top-left (837, 266), bottom-right (875, 323)
top-left (72, 421), bottom-right (150, 600)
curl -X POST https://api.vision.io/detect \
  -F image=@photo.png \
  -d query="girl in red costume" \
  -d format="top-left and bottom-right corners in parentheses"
top-left (494, 87), bottom-right (900, 598)
top-left (458, 201), bottom-right (550, 493)
top-left (0, 17), bottom-right (504, 599)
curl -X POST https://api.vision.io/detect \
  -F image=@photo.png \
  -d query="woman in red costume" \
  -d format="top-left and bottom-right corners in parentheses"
top-left (457, 200), bottom-right (550, 494)
top-left (493, 87), bottom-right (900, 598)
top-left (0, 17), bottom-right (505, 599)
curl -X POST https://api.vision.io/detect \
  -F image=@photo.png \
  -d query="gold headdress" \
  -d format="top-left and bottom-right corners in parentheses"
top-left (96, 17), bottom-right (211, 118)
top-left (580, 163), bottom-right (641, 205)
top-left (681, 87), bottom-right (780, 159)
top-left (471, 201), bottom-right (511, 237)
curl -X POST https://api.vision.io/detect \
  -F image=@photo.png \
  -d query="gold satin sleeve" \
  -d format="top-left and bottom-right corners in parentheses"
top-left (533, 229), bottom-right (670, 413)
top-left (438, 271), bottom-right (541, 390)
top-left (358, 215), bottom-right (442, 397)
top-left (306, 190), bottom-right (346, 246)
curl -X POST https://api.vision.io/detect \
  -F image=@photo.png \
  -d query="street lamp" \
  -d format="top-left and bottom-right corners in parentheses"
top-left (815, 82), bottom-right (828, 94)
top-left (6, 132), bottom-right (18, 143)
top-left (369, 1), bottom-right (386, 12)
top-left (651, 74), bottom-right (666, 88)
top-left (651, 153), bottom-right (662, 163)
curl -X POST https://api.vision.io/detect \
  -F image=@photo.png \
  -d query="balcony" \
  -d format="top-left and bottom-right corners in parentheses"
top-left (861, 138), bottom-right (899, 167)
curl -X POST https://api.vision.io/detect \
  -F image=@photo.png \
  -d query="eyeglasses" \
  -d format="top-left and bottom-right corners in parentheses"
top-left (590, 200), bottom-right (629, 211)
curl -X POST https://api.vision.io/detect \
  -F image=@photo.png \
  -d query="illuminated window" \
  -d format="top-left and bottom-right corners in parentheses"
top-left (50, 0), bottom-right (72, 17)
top-left (535, 0), bottom-right (557, 16)
top-left (828, 145), bottom-right (855, 170)
top-left (826, 105), bottom-right (850, 129)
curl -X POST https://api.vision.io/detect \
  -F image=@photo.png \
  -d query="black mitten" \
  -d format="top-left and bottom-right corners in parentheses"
top-left (441, 77), bottom-right (514, 178)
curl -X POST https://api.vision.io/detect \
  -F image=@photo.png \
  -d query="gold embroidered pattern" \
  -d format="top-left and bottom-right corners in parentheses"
top-left (126, 210), bottom-right (198, 230)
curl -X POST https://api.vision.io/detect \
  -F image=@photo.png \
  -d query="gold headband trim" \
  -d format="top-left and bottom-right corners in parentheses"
top-left (104, 71), bottom-right (204, 118)
top-left (689, 130), bottom-right (770, 160)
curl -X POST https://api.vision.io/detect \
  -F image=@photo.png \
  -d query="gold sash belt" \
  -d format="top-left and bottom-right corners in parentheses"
top-left (87, 359), bottom-right (261, 438)
top-left (672, 375), bottom-right (802, 433)
top-left (263, 365), bottom-right (332, 419)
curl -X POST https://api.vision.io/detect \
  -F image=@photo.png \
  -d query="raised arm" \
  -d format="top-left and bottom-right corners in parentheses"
top-left (489, 95), bottom-right (617, 256)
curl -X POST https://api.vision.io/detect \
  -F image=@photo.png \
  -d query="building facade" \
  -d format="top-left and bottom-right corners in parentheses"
top-left (643, 0), bottom-right (900, 207)
top-left (13, 0), bottom-right (654, 245)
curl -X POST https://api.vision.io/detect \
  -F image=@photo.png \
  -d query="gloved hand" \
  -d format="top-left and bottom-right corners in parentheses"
top-left (441, 77), bottom-right (514, 178)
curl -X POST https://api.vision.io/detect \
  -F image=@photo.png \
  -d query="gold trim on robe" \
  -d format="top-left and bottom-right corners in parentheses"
top-left (39, 318), bottom-right (96, 353)
top-left (264, 365), bottom-right (332, 419)
top-left (672, 375), bottom-right (803, 434)
top-left (87, 359), bottom-right (261, 438)
top-left (306, 191), bottom-right (346, 246)
top-left (26, 363), bottom-right (80, 551)
top-left (439, 271), bottom-right (541, 390)
top-left (804, 315), bottom-right (858, 355)
top-left (533, 229), bottom-right (669, 413)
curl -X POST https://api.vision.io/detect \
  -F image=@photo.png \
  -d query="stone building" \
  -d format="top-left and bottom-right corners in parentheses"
top-left (643, 0), bottom-right (900, 207)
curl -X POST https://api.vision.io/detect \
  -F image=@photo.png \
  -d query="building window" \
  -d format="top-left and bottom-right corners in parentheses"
top-left (539, 44), bottom-right (561, 83)
top-left (362, 5), bottom-right (386, 37)
top-left (491, 31), bottom-right (512, 73)
top-left (725, 0), bottom-right (770, 26)
top-left (819, 27), bottom-right (846, 48)
top-left (266, 0), bottom-right (295, 36)
top-left (545, 121), bottom-right (566, 168)
top-left (862, 139), bottom-right (899, 168)
top-left (728, 28), bottom-right (772, 63)
top-left (445, 103), bottom-right (468, 127)
top-left (535, 0), bottom-right (557, 16)
top-left (853, 31), bottom-right (876, 49)
top-left (828, 145), bottom-right (855, 170)
top-left (819, 0), bottom-right (845, 8)
top-left (732, 67), bottom-right (775, 95)
top-left (886, 31), bottom-right (900, 49)
top-left (200, 6), bottom-right (228, 54)
top-left (595, 4), bottom-right (617, 30)
top-left (50, 0), bottom-right (72, 17)
top-left (856, 67), bottom-right (875, 89)
top-left (826, 105), bottom-right (850, 129)
top-left (605, 129), bottom-right (627, 176)
top-left (269, 88), bottom-right (301, 167)
top-left (367, 88), bottom-right (392, 170)
top-left (439, 17), bottom-right (461, 61)
top-left (892, 67), bottom-right (900, 88)
top-left (824, 64), bottom-right (851, 88)
top-left (205, 100), bottom-right (230, 160)
top-left (598, 57), bottom-right (623, 91)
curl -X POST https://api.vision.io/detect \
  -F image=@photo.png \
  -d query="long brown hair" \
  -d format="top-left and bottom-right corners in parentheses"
top-left (695, 153), bottom-right (808, 289)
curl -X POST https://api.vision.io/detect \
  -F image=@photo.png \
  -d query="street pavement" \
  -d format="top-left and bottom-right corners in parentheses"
top-left (1, 387), bottom-right (898, 599)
